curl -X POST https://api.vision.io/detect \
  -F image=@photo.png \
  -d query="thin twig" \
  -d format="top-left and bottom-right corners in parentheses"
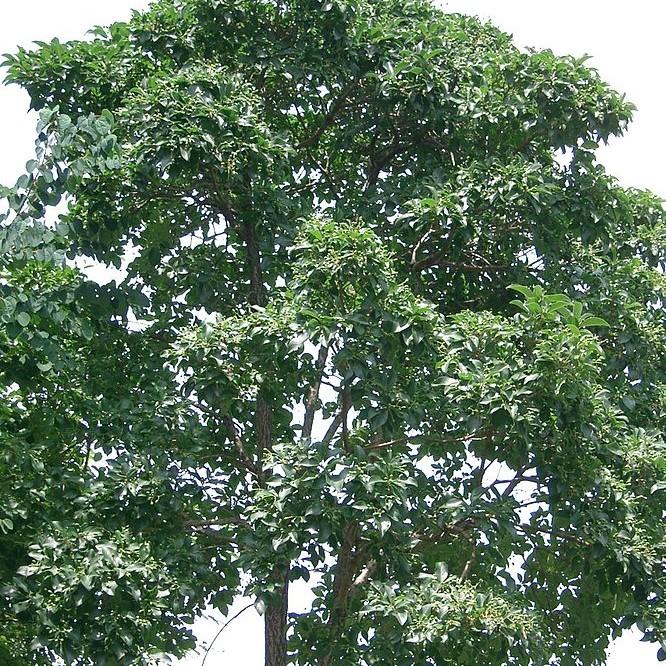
top-left (201, 602), bottom-right (255, 666)
top-left (410, 228), bottom-right (433, 267)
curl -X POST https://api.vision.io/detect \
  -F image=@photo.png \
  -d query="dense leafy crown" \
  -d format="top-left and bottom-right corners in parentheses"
top-left (1, 1), bottom-right (665, 665)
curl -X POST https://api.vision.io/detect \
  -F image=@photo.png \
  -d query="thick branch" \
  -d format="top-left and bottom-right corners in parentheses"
top-left (351, 559), bottom-right (377, 589)
top-left (256, 399), bottom-right (272, 477)
top-left (500, 466), bottom-right (533, 497)
top-left (302, 345), bottom-right (329, 441)
top-left (321, 413), bottom-right (343, 446)
top-left (411, 254), bottom-right (519, 275)
top-left (321, 387), bottom-right (352, 447)
top-left (298, 78), bottom-right (361, 150)
top-left (318, 522), bottom-right (372, 666)
top-left (222, 416), bottom-right (259, 476)
top-left (490, 475), bottom-right (540, 491)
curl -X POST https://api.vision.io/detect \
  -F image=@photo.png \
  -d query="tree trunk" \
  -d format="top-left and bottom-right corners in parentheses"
top-left (265, 567), bottom-right (289, 666)
top-left (317, 522), bottom-right (360, 666)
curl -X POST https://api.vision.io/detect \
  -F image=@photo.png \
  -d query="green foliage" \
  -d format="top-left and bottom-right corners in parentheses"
top-left (1, 0), bottom-right (665, 664)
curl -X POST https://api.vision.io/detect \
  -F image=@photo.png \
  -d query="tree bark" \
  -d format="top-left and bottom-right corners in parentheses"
top-left (265, 566), bottom-right (289, 666)
top-left (317, 522), bottom-right (362, 666)
top-left (236, 213), bottom-right (290, 666)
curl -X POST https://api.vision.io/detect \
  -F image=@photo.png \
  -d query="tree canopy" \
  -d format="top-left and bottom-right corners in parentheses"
top-left (1, 1), bottom-right (666, 664)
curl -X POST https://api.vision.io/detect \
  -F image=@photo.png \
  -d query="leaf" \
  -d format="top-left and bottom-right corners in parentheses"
top-left (582, 316), bottom-right (610, 328)
top-left (16, 312), bottom-right (31, 327)
top-left (508, 284), bottom-right (533, 299)
top-left (395, 610), bottom-right (409, 626)
top-left (15, 174), bottom-right (30, 190)
top-left (622, 396), bottom-right (636, 411)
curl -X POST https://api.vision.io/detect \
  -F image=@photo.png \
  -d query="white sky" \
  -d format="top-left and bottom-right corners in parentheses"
top-left (0, 1), bottom-right (664, 664)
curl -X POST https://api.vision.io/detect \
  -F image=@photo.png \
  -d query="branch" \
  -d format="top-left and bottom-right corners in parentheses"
top-left (365, 135), bottom-right (412, 190)
top-left (501, 467), bottom-right (533, 497)
top-left (460, 552), bottom-right (475, 581)
top-left (302, 345), bottom-right (329, 441)
top-left (410, 227), bottom-right (433, 267)
top-left (414, 517), bottom-right (478, 545)
top-left (298, 78), bottom-right (362, 150)
top-left (239, 217), bottom-right (266, 308)
top-left (514, 523), bottom-right (589, 547)
top-left (222, 415), bottom-right (259, 477)
top-left (411, 254), bottom-right (521, 275)
top-left (340, 388), bottom-right (352, 451)
top-left (185, 517), bottom-right (246, 528)
top-left (351, 559), bottom-right (377, 589)
top-left (256, 399), bottom-right (272, 479)
top-left (8, 146), bottom-right (49, 225)
top-left (321, 413), bottom-right (343, 446)
top-left (318, 522), bottom-right (370, 666)
top-left (201, 603), bottom-right (255, 666)
top-left (364, 438), bottom-right (405, 452)
top-left (488, 475), bottom-right (540, 494)
top-left (220, 200), bottom-right (274, 479)
top-left (321, 387), bottom-right (351, 447)
top-left (365, 432), bottom-right (485, 452)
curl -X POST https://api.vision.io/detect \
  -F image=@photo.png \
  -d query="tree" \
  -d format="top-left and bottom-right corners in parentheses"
top-left (1, 0), bottom-right (665, 663)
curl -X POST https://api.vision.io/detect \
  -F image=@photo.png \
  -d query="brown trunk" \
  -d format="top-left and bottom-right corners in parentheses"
top-left (265, 567), bottom-right (289, 666)
top-left (317, 522), bottom-right (360, 666)
top-left (222, 179), bottom-right (288, 666)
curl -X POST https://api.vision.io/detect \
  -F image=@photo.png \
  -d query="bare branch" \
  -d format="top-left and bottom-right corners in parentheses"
top-left (202, 602), bottom-right (255, 666)
top-left (303, 345), bottom-right (330, 440)
top-left (321, 412), bottom-right (344, 446)
top-left (411, 254), bottom-right (521, 275)
top-left (460, 553), bottom-right (475, 581)
top-left (222, 415), bottom-right (259, 477)
top-left (410, 227), bottom-right (433, 267)
top-left (321, 387), bottom-right (352, 447)
top-left (351, 559), bottom-right (377, 589)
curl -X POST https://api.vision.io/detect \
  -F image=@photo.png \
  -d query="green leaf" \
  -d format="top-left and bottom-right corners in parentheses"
top-left (582, 316), bottom-right (610, 328)
top-left (395, 610), bottom-right (409, 626)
